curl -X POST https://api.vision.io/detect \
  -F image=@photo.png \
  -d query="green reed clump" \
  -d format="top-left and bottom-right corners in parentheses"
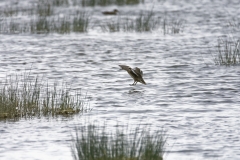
top-left (2, 6), bottom-right (19, 17)
top-left (162, 18), bottom-right (184, 35)
top-left (135, 10), bottom-right (159, 32)
top-left (73, 11), bottom-right (91, 32)
top-left (71, 123), bottom-right (166, 160)
top-left (52, 0), bottom-right (69, 6)
top-left (81, 0), bottom-right (96, 6)
top-left (125, 0), bottom-right (144, 5)
top-left (97, 0), bottom-right (113, 6)
top-left (31, 17), bottom-right (51, 34)
top-left (0, 73), bottom-right (89, 119)
top-left (100, 18), bottom-right (121, 32)
top-left (53, 16), bottom-right (71, 34)
top-left (81, 0), bottom-right (143, 7)
top-left (99, 10), bottom-right (159, 33)
top-left (99, 10), bottom-right (184, 33)
top-left (228, 18), bottom-right (240, 30)
top-left (212, 38), bottom-right (240, 66)
top-left (37, 3), bottom-right (53, 17)
top-left (9, 20), bottom-right (20, 34)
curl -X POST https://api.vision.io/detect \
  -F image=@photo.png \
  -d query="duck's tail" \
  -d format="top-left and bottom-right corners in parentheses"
top-left (140, 78), bottom-right (146, 85)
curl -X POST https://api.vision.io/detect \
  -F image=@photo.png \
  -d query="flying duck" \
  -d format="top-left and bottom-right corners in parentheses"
top-left (119, 65), bottom-right (146, 85)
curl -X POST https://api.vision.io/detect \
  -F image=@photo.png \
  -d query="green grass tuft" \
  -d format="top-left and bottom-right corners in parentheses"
top-left (212, 38), bottom-right (240, 66)
top-left (99, 11), bottom-right (184, 33)
top-left (71, 123), bottom-right (166, 160)
top-left (0, 73), bottom-right (90, 119)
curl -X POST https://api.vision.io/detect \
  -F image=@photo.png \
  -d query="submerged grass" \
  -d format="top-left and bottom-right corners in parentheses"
top-left (212, 38), bottom-right (240, 66)
top-left (71, 123), bottom-right (166, 160)
top-left (0, 73), bottom-right (90, 119)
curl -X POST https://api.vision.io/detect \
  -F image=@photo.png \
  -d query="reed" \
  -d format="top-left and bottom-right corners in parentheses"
top-left (37, 3), bottom-right (54, 17)
top-left (228, 18), bottom-right (240, 30)
top-left (81, 0), bottom-right (143, 7)
top-left (212, 38), bottom-right (240, 66)
top-left (73, 11), bottom-right (91, 33)
top-left (30, 17), bottom-right (51, 34)
top-left (99, 11), bottom-right (184, 33)
top-left (0, 73), bottom-right (89, 119)
top-left (99, 11), bottom-right (159, 33)
top-left (2, 6), bottom-right (19, 17)
top-left (53, 16), bottom-right (71, 34)
top-left (71, 123), bottom-right (166, 160)
top-left (162, 18), bottom-right (184, 35)
top-left (100, 18), bottom-right (121, 32)
top-left (52, 0), bottom-right (69, 6)
top-left (135, 10), bottom-right (158, 32)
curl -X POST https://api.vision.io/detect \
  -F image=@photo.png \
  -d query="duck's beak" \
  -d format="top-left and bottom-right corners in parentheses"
top-left (119, 65), bottom-right (129, 71)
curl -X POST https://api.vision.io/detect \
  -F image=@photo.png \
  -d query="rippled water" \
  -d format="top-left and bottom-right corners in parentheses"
top-left (1, 0), bottom-right (240, 160)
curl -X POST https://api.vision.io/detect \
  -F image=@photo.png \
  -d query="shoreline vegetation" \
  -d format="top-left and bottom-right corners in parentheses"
top-left (0, 0), bottom-right (184, 34)
top-left (72, 123), bottom-right (166, 160)
top-left (0, 73), bottom-right (90, 119)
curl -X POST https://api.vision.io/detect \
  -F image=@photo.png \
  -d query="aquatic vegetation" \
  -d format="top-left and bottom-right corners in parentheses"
top-left (1, 6), bottom-right (19, 17)
top-left (73, 11), bottom-right (91, 32)
top-left (212, 38), bottom-right (240, 66)
top-left (53, 16), bottom-right (71, 34)
top-left (100, 17), bottom-right (121, 32)
top-left (0, 0), bottom-right (182, 34)
top-left (71, 123), bottom-right (166, 160)
top-left (162, 18), bottom-right (185, 35)
top-left (31, 17), bottom-right (51, 34)
top-left (52, 0), bottom-right (69, 6)
top-left (228, 18), bottom-right (240, 30)
top-left (80, 0), bottom-right (143, 7)
top-left (100, 11), bottom-right (184, 33)
top-left (0, 73), bottom-right (90, 119)
top-left (37, 3), bottom-right (54, 17)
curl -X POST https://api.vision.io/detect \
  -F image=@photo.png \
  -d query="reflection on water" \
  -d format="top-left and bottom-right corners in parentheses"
top-left (128, 88), bottom-right (144, 96)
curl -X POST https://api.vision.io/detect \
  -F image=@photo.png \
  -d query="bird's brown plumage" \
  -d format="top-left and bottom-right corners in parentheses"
top-left (119, 65), bottom-right (146, 85)
top-left (102, 9), bottom-right (119, 15)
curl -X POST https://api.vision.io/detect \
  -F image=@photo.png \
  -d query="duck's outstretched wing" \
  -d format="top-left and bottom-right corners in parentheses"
top-left (130, 68), bottom-right (139, 77)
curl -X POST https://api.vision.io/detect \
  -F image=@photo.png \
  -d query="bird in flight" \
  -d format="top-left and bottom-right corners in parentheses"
top-left (119, 65), bottom-right (146, 85)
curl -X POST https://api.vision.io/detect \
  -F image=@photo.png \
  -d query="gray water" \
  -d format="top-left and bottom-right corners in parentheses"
top-left (1, 0), bottom-right (240, 160)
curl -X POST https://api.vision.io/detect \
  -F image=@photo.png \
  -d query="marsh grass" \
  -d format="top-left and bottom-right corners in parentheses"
top-left (37, 3), bottom-right (54, 17)
top-left (100, 18), bottom-right (121, 32)
top-left (73, 11), bottom-right (91, 32)
top-left (2, 6), bottom-right (19, 17)
top-left (80, 0), bottom-right (143, 6)
top-left (135, 10), bottom-right (159, 32)
top-left (228, 18), bottom-right (240, 30)
top-left (99, 11), bottom-right (184, 34)
top-left (212, 38), bottom-right (240, 66)
top-left (31, 17), bottom-right (51, 34)
top-left (71, 123), bottom-right (166, 160)
top-left (1, 11), bottom-right (90, 34)
top-left (99, 11), bottom-right (160, 33)
top-left (0, 73), bottom-right (89, 119)
top-left (53, 16), bottom-right (71, 34)
top-left (0, 2), bottom-right (183, 34)
top-left (52, 0), bottom-right (69, 6)
top-left (162, 18), bottom-right (184, 35)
